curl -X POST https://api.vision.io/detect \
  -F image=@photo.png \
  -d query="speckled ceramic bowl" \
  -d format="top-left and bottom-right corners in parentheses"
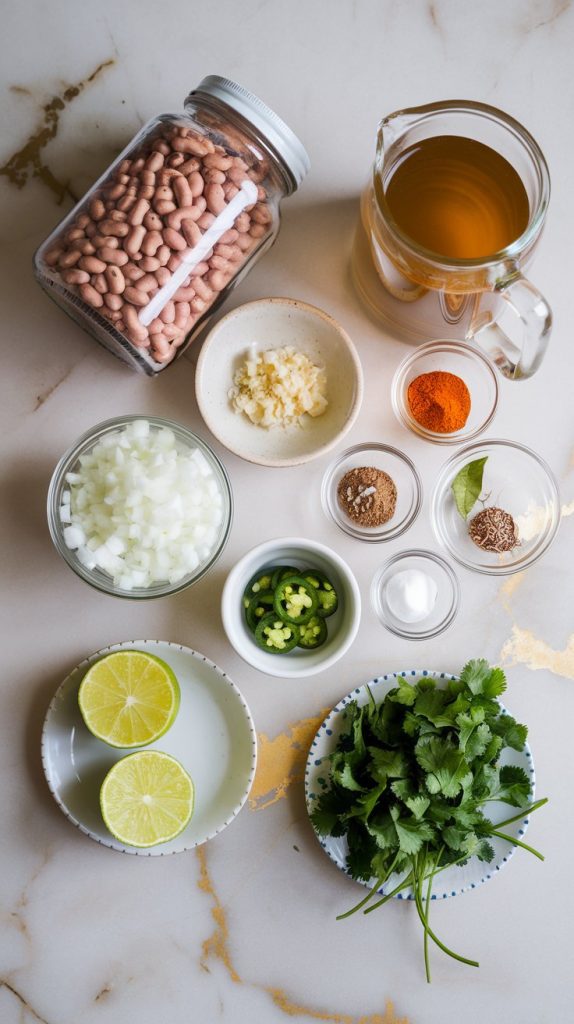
top-left (221, 536), bottom-right (361, 678)
top-left (306, 670), bottom-right (535, 899)
top-left (195, 297), bottom-right (363, 467)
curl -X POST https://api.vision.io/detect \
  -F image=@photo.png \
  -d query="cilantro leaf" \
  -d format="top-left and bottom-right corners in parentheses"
top-left (459, 659), bottom-right (491, 694)
top-left (496, 764), bottom-right (532, 806)
top-left (390, 806), bottom-right (436, 856)
top-left (472, 763), bottom-right (531, 806)
top-left (415, 736), bottom-right (471, 798)
top-left (387, 681), bottom-right (417, 706)
top-left (456, 708), bottom-right (492, 761)
top-left (346, 821), bottom-right (378, 881)
top-left (404, 794), bottom-right (431, 819)
top-left (460, 660), bottom-right (507, 698)
top-left (332, 762), bottom-right (365, 792)
top-left (414, 686), bottom-right (454, 727)
top-left (344, 784), bottom-right (386, 822)
top-left (369, 698), bottom-right (406, 746)
top-left (367, 812), bottom-right (399, 851)
top-left (441, 825), bottom-right (468, 851)
top-left (402, 710), bottom-right (422, 737)
top-left (310, 787), bottom-right (352, 835)
top-left (367, 747), bottom-right (408, 783)
top-left (484, 666), bottom-right (507, 697)
top-left (476, 839), bottom-right (495, 862)
top-left (371, 850), bottom-right (397, 880)
top-left (491, 714), bottom-right (528, 751)
top-left (482, 734), bottom-right (503, 763)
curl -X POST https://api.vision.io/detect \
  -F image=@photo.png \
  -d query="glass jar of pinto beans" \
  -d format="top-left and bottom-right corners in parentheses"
top-left (34, 76), bottom-right (309, 374)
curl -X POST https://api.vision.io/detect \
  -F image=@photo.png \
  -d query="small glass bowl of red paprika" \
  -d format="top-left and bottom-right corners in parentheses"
top-left (391, 339), bottom-right (499, 445)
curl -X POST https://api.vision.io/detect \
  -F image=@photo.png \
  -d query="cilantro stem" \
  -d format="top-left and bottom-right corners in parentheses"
top-left (489, 797), bottom-right (548, 829)
top-left (487, 828), bottom-right (545, 861)
top-left (364, 872), bottom-right (414, 914)
top-left (336, 876), bottom-right (385, 920)
top-left (422, 874), bottom-right (431, 984)
top-left (426, 849), bottom-right (480, 879)
top-left (422, 847), bottom-right (443, 984)
top-left (412, 881), bottom-right (479, 969)
top-left (336, 850), bottom-right (402, 920)
top-left (412, 853), bottom-right (432, 984)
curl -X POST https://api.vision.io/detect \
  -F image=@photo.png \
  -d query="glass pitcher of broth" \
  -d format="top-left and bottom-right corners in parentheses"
top-left (351, 101), bottom-right (551, 379)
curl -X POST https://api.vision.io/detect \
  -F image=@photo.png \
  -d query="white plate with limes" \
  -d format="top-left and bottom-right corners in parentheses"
top-left (41, 640), bottom-right (257, 855)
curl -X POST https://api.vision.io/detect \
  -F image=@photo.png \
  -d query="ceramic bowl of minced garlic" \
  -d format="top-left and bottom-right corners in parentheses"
top-left (195, 298), bottom-right (363, 467)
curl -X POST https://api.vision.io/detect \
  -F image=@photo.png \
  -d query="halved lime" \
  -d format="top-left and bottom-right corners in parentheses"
top-left (100, 750), bottom-right (194, 848)
top-left (78, 650), bottom-right (180, 748)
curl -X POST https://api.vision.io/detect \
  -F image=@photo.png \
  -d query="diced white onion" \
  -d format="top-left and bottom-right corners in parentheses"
top-left (60, 420), bottom-right (224, 588)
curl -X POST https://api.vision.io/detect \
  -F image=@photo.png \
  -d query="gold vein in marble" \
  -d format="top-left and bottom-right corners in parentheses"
top-left (249, 710), bottom-right (331, 811)
top-left (497, 495), bottom-right (574, 674)
top-left (265, 987), bottom-right (408, 1023)
top-left (197, 846), bottom-right (241, 983)
top-left (0, 980), bottom-right (51, 1024)
top-left (0, 59), bottom-right (114, 201)
top-left (499, 571), bottom-right (526, 611)
top-left (501, 626), bottom-right (574, 679)
top-left (4, 848), bottom-right (53, 956)
top-left (526, 0), bottom-right (572, 32)
top-left (34, 365), bottom-right (75, 410)
top-left (196, 848), bottom-right (408, 1022)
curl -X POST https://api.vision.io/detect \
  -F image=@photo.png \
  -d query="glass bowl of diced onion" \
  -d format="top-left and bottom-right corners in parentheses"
top-left (47, 415), bottom-right (233, 598)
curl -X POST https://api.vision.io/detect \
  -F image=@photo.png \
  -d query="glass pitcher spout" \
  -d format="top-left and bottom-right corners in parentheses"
top-left (375, 108), bottom-right (420, 175)
top-left (375, 102), bottom-right (448, 178)
top-left (377, 110), bottom-right (410, 151)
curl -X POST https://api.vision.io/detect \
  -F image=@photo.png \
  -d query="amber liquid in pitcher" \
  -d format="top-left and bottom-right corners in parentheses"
top-left (379, 136), bottom-right (530, 260)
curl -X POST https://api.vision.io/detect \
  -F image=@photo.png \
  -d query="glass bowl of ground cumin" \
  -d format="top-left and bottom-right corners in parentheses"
top-left (392, 340), bottom-right (499, 444)
top-left (432, 439), bottom-right (560, 575)
top-left (321, 443), bottom-right (422, 541)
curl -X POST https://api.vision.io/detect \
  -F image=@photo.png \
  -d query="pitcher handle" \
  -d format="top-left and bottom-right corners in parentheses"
top-left (469, 274), bottom-right (552, 380)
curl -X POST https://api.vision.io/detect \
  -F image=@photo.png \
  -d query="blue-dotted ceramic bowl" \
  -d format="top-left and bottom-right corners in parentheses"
top-left (305, 669), bottom-right (535, 900)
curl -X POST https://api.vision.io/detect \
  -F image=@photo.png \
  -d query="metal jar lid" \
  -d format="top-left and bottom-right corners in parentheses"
top-left (186, 75), bottom-right (310, 194)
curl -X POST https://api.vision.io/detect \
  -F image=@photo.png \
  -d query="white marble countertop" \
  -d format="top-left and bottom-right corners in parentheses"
top-left (2, 2), bottom-right (574, 1021)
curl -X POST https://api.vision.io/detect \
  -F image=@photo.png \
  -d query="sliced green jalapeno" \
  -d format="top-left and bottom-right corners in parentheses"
top-left (273, 574), bottom-right (319, 625)
top-left (271, 565), bottom-right (300, 590)
top-left (243, 566), bottom-right (281, 601)
top-left (245, 590), bottom-right (275, 631)
top-left (254, 614), bottom-right (300, 653)
top-left (298, 615), bottom-right (328, 649)
top-left (302, 570), bottom-right (338, 618)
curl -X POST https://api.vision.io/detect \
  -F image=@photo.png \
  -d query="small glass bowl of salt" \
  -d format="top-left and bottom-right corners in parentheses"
top-left (371, 549), bottom-right (460, 639)
top-left (47, 415), bottom-right (233, 598)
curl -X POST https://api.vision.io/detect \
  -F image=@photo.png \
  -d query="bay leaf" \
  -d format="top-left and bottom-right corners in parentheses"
top-left (451, 456), bottom-right (488, 519)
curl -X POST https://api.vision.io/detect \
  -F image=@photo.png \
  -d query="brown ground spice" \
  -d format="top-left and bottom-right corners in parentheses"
top-left (337, 466), bottom-right (397, 527)
top-left (469, 506), bottom-right (520, 552)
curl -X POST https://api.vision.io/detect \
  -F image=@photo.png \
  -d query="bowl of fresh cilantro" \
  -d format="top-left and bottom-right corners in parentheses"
top-left (305, 660), bottom-right (547, 982)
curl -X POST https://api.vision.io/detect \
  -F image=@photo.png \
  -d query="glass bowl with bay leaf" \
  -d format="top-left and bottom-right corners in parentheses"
top-left (431, 439), bottom-right (560, 574)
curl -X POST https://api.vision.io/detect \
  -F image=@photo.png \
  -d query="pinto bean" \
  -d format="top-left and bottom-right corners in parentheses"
top-left (99, 246), bottom-right (129, 266)
top-left (105, 265), bottom-right (126, 294)
top-left (80, 283), bottom-right (104, 307)
top-left (61, 269), bottom-right (90, 285)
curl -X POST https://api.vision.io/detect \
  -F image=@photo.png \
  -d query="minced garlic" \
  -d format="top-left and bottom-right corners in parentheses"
top-left (229, 345), bottom-right (328, 428)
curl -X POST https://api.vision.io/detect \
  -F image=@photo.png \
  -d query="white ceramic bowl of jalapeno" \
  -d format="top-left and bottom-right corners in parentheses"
top-left (221, 537), bottom-right (361, 678)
